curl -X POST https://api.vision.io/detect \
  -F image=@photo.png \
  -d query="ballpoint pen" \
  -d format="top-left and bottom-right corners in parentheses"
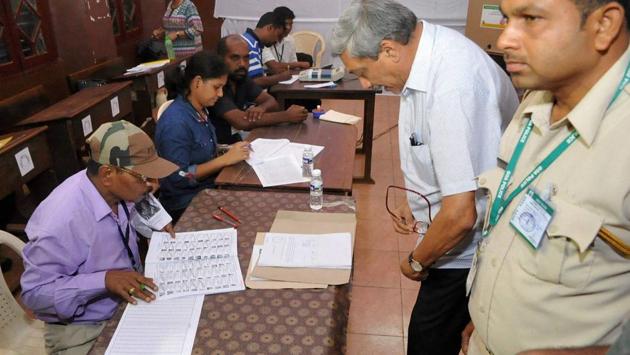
top-left (212, 213), bottom-right (239, 228)
top-left (218, 206), bottom-right (241, 224)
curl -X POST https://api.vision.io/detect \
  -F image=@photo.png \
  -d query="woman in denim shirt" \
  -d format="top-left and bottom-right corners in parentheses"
top-left (155, 51), bottom-right (250, 222)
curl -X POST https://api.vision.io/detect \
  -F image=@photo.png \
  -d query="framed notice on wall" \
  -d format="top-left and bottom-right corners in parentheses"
top-left (480, 4), bottom-right (506, 29)
top-left (465, 0), bottom-right (504, 55)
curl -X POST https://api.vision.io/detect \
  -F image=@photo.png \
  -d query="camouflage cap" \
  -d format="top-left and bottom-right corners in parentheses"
top-left (86, 120), bottom-right (177, 179)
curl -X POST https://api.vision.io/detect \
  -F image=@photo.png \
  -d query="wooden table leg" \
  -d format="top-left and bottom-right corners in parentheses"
top-left (353, 94), bottom-right (375, 184)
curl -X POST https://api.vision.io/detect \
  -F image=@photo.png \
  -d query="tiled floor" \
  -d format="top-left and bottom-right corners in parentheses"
top-left (322, 96), bottom-right (419, 354)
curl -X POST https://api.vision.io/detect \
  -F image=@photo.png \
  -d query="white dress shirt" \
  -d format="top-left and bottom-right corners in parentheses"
top-left (399, 21), bottom-right (519, 268)
top-left (262, 35), bottom-right (298, 65)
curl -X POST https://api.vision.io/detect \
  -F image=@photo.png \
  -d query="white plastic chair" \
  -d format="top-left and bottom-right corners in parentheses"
top-left (156, 99), bottom-right (174, 122)
top-left (292, 31), bottom-right (326, 68)
top-left (0, 230), bottom-right (46, 355)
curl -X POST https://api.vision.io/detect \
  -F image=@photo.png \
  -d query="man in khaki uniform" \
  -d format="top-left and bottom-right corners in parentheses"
top-left (464, 0), bottom-right (630, 354)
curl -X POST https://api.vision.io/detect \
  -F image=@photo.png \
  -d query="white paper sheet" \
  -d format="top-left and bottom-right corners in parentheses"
top-left (105, 295), bottom-right (203, 355)
top-left (246, 138), bottom-right (290, 166)
top-left (110, 96), bottom-right (120, 117)
top-left (319, 110), bottom-right (362, 125)
top-left (304, 81), bottom-right (336, 89)
top-left (81, 115), bottom-right (93, 136)
top-left (258, 233), bottom-right (352, 268)
top-left (246, 138), bottom-right (324, 187)
top-left (15, 147), bottom-right (34, 176)
top-left (279, 75), bottom-right (299, 85)
top-left (145, 229), bottom-right (245, 300)
top-left (252, 155), bottom-right (309, 187)
top-left (283, 143), bottom-right (324, 165)
top-left (124, 59), bottom-right (170, 75)
top-left (157, 71), bottom-right (165, 88)
top-left (131, 193), bottom-right (172, 238)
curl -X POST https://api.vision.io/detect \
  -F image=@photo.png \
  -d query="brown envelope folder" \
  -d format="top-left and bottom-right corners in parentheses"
top-left (248, 210), bottom-right (356, 286)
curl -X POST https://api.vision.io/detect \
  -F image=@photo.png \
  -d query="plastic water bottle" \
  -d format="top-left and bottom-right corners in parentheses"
top-left (165, 36), bottom-right (176, 61)
top-left (302, 146), bottom-right (313, 178)
top-left (309, 169), bottom-right (323, 210)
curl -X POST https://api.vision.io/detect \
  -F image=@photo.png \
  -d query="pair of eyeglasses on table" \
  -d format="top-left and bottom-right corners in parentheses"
top-left (212, 206), bottom-right (241, 228)
top-left (385, 185), bottom-right (432, 234)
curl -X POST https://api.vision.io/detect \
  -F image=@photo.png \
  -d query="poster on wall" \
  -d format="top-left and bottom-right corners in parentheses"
top-left (480, 4), bottom-right (506, 30)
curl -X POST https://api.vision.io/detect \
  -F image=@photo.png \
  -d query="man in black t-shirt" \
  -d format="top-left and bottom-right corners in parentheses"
top-left (210, 35), bottom-right (308, 144)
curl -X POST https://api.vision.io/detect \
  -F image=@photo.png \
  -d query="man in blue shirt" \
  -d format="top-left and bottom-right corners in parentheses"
top-left (242, 11), bottom-right (292, 88)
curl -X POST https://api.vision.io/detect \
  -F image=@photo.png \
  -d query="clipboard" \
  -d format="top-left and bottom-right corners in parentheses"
top-left (250, 210), bottom-right (356, 285)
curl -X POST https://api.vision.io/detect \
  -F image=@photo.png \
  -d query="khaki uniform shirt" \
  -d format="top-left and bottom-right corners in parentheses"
top-left (468, 46), bottom-right (630, 355)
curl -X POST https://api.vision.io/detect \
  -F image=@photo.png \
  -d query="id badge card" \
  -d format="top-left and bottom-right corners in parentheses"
top-left (510, 189), bottom-right (554, 249)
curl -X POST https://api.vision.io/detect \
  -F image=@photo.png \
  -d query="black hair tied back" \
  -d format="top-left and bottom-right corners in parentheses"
top-left (169, 51), bottom-right (229, 98)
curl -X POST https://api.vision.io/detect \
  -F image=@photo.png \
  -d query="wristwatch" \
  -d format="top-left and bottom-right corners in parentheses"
top-left (408, 252), bottom-right (424, 273)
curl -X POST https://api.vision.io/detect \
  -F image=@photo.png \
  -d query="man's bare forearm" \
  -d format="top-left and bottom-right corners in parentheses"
top-left (253, 73), bottom-right (286, 88)
top-left (411, 191), bottom-right (477, 266)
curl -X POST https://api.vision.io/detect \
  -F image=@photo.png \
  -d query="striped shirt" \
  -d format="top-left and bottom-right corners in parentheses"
top-left (242, 28), bottom-right (264, 78)
top-left (163, 0), bottom-right (203, 58)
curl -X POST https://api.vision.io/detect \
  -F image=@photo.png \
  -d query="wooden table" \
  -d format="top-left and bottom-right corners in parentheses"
top-left (111, 58), bottom-right (188, 126)
top-left (90, 189), bottom-right (355, 355)
top-left (15, 81), bottom-right (134, 180)
top-left (215, 117), bottom-right (357, 194)
top-left (269, 76), bottom-right (376, 183)
top-left (0, 126), bottom-right (55, 201)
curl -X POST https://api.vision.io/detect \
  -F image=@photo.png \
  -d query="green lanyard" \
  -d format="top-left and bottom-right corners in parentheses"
top-left (484, 59), bottom-right (630, 237)
top-left (609, 59), bottom-right (630, 109)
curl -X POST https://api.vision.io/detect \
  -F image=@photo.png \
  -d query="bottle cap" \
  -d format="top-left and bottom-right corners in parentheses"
top-left (312, 169), bottom-right (321, 177)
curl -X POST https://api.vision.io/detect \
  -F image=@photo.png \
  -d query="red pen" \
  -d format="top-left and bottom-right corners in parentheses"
top-left (212, 213), bottom-right (238, 228)
top-left (218, 206), bottom-right (241, 224)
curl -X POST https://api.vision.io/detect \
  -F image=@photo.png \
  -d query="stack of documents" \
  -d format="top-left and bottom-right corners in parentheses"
top-left (124, 59), bottom-right (170, 75)
top-left (319, 110), bottom-right (362, 125)
top-left (105, 295), bottom-right (203, 355)
top-left (246, 211), bottom-right (357, 289)
top-left (246, 245), bottom-right (327, 289)
top-left (258, 233), bottom-right (352, 269)
top-left (246, 138), bottom-right (323, 187)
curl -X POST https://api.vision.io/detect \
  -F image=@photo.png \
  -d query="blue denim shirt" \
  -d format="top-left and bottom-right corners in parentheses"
top-left (155, 95), bottom-right (218, 212)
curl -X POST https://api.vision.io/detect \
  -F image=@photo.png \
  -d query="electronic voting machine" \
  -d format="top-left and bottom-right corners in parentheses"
top-left (298, 67), bottom-right (345, 82)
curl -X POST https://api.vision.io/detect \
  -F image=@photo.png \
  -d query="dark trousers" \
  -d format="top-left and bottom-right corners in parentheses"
top-left (407, 268), bottom-right (470, 355)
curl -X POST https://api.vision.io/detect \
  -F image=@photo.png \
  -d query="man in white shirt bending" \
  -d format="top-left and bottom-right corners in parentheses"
top-left (331, 0), bottom-right (519, 353)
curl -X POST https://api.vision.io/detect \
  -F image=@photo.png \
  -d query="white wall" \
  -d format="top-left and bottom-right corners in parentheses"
top-left (214, 0), bottom-right (470, 66)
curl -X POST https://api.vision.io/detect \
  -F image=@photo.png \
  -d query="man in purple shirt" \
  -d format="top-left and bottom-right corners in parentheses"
top-left (20, 120), bottom-right (178, 354)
